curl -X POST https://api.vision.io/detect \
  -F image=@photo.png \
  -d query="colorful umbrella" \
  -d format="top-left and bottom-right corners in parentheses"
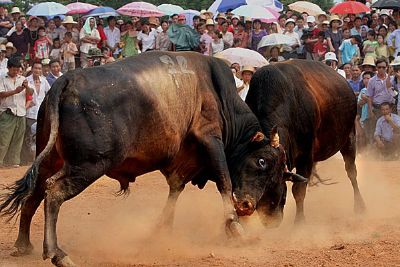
top-left (158, 4), bottom-right (184, 16)
top-left (288, 1), bottom-right (324, 16)
top-left (209, 0), bottom-right (283, 13)
top-left (27, 2), bottom-right (68, 16)
top-left (329, 1), bottom-right (370, 14)
top-left (246, 0), bottom-right (283, 12)
top-left (117, 2), bottom-right (164, 17)
top-left (371, 0), bottom-right (400, 10)
top-left (232, 4), bottom-right (278, 19)
top-left (260, 7), bottom-right (280, 23)
top-left (66, 2), bottom-right (97, 15)
top-left (257, 34), bottom-right (297, 50)
top-left (84, 7), bottom-right (118, 18)
top-left (0, 0), bottom-right (13, 4)
top-left (214, 48), bottom-right (269, 68)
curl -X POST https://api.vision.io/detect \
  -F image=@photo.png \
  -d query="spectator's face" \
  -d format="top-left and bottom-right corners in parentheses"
top-left (372, 14), bottom-right (378, 21)
top-left (54, 18), bottom-right (61, 27)
top-left (142, 24), bottom-right (149, 32)
top-left (343, 29), bottom-right (350, 39)
top-left (42, 65), bottom-right (50, 76)
top-left (351, 66), bottom-right (361, 79)
top-left (331, 21), bottom-right (340, 28)
top-left (132, 17), bottom-right (139, 23)
top-left (89, 18), bottom-right (95, 28)
top-left (307, 22), bottom-right (314, 28)
top-left (238, 24), bottom-right (244, 32)
top-left (161, 22), bottom-right (168, 31)
top-left (15, 21), bottom-right (22, 31)
top-left (254, 21), bottom-right (261, 30)
top-left (109, 19), bottom-right (116, 27)
top-left (279, 18), bottom-right (286, 26)
top-left (321, 24), bottom-right (328, 31)
top-left (38, 19), bottom-right (45, 27)
top-left (271, 47), bottom-right (279, 57)
top-left (8, 66), bottom-right (19, 77)
top-left (48, 20), bottom-right (55, 29)
top-left (362, 17), bottom-right (368, 25)
top-left (50, 62), bottom-right (61, 75)
top-left (32, 63), bottom-right (42, 77)
top-left (222, 22), bottom-right (228, 32)
top-left (12, 12), bottom-right (19, 20)
top-left (355, 19), bottom-right (361, 27)
top-left (178, 19), bottom-right (186, 25)
top-left (20, 17), bottom-right (26, 25)
top-left (379, 28), bottom-right (387, 37)
top-left (53, 40), bottom-right (60, 48)
top-left (242, 71), bottom-right (253, 83)
top-left (343, 64), bottom-right (351, 75)
top-left (363, 65), bottom-right (374, 72)
top-left (197, 25), bottom-right (205, 34)
top-left (286, 11), bottom-right (293, 18)
top-left (362, 74), bottom-right (371, 87)
top-left (172, 16), bottom-right (178, 24)
top-left (193, 18), bottom-right (200, 27)
top-left (232, 18), bottom-right (238, 25)
top-left (389, 23), bottom-right (396, 32)
top-left (285, 22), bottom-right (294, 31)
top-left (30, 18), bottom-right (38, 27)
top-left (377, 35), bottom-right (384, 44)
top-left (38, 29), bottom-right (46, 37)
top-left (206, 24), bottom-right (214, 32)
top-left (296, 19), bottom-right (304, 28)
top-left (376, 62), bottom-right (387, 75)
top-left (380, 104), bottom-right (391, 116)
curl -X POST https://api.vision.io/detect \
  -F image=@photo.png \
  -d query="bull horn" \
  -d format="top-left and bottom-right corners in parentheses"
top-left (284, 172), bottom-right (308, 183)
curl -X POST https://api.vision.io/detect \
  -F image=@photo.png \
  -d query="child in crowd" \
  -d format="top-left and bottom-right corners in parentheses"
top-left (60, 32), bottom-right (78, 72)
top-left (363, 30), bottom-right (378, 59)
top-left (313, 31), bottom-right (327, 61)
top-left (34, 26), bottom-right (53, 60)
top-left (211, 30), bottom-right (224, 55)
top-left (376, 34), bottom-right (389, 59)
top-left (49, 38), bottom-right (61, 61)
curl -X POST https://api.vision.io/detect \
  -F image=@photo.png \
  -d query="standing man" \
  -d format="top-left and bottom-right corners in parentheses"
top-left (21, 61), bottom-right (50, 164)
top-left (104, 16), bottom-right (121, 58)
top-left (0, 58), bottom-right (33, 167)
top-left (387, 23), bottom-right (400, 57)
top-left (367, 59), bottom-right (394, 118)
top-left (348, 64), bottom-right (363, 95)
top-left (46, 59), bottom-right (62, 87)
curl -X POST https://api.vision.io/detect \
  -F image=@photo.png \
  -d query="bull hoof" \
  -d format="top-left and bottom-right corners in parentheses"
top-left (51, 255), bottom-right (76, 267)
top-left (226, 221), bottom-right (245, 238)
top-left (11, 244), bottom-right (34, 257)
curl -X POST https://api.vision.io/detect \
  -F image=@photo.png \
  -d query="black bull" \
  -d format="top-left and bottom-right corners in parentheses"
top-left (0, 52), bottom-right (304, 267)
top-left (238, 60), bottom-right (366, 226)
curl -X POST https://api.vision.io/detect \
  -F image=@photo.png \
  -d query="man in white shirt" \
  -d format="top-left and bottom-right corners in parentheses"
top-left (0, 58), bottom-right (33, 167)
top-left (282, 19), bottom-right (301, 59)
top-left (237, 66), bottom-right (255, 101)
top-left (21, 61), bottom-right (50, 164)
top-left (103, 16), bottom-right (121, 58)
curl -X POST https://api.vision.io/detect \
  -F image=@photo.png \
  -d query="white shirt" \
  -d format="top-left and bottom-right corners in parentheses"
top-left (137, 29), bottom-right (157, 52)
top-left (0, 58), bottom-right (7, 76)
top-left (211, 39), bottom-right (224, 55)
top-left (26, 74), bottom-right (50, 120)
top-left (238, 83), bottom-right (250, 101)
top-left (104, 26), bottom-right (121, 48)
top-left (283, 31), bottom-right (300, 52)
top-left (222, 32), bottom-right (233, 48)
top-left (79, 28), bottom-right (100, 54)
top-left (0, 74), bottom-right (27, 117)
top-left (337, 68), bottom-right (346, 78)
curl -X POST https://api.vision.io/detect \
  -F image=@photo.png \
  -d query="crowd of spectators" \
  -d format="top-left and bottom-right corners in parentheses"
top-left (0, 5), bottom-right (400, 167)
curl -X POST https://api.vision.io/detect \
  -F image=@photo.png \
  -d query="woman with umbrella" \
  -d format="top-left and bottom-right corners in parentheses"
top-left (79, 17), bottom-right (100, 68)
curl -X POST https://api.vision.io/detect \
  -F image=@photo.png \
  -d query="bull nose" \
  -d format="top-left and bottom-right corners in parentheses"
top-left (235, 200), bottom-right (255, 216)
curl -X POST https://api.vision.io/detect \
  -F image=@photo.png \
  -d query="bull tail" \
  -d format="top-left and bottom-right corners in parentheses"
top-left (0, 76), bottom-right (68, 221)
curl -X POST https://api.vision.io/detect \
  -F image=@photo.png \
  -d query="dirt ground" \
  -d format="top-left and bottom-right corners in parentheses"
top-left (1, 154), bottom-right (400, 267)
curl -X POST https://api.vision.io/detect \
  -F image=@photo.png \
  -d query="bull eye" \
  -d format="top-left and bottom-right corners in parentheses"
top-left (258, 158), bottom-right (266, 169)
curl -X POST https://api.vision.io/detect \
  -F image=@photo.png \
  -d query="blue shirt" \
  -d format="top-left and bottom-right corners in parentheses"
top-left (358, 88), bottom-right (369, 123)
top-left (46, 72), bottom-right (62, 87)
top-left (388, 29), bottom-right (400, 50)
top-left (348, 78), bottom-right (362, 93)
top-left (374, 113), bottom-right (400, 142)
top-left (339, 39), bottom-right (358, 64)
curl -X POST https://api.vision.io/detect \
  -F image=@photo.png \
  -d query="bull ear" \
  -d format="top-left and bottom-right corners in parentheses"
top-left (251, 131), bottom-right (265, 142)
top-left (283, 172), bottom-right (308, 183)
top-left (270, 125), bottom-right (280, 148)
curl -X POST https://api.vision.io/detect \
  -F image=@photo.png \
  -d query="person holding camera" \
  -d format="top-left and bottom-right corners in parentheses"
top-left (0, 57), bottom-right (33, 167)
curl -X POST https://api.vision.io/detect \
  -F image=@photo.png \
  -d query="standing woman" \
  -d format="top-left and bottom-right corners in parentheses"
top-left (155, 20), bottom-right (171, 51)
top-left (7, 20), bottom-right (29, 57)
top-left (121, 21), bottom-right (139, 57)
top-left (79, 17), bottom-right (100, 68)
top-left (249, 19), bottom-right (267, 53)
top-left (46, 19), bottom-right (58, 40)
top-left (137, 20), bottom-right (156, 52)
top-left (27, 16), bottom-right (39, 62)
top-left (233, 21), bottom-right (249, 48)
top-left (326, 15), bottom-right (343, 54)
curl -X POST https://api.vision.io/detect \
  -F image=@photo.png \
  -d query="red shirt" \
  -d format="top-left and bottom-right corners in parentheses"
top-left (96, 25), bottom-right (107, 48)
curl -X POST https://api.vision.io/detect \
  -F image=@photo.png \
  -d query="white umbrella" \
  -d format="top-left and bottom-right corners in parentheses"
top-left (257, 34), bottom-right (297, 50)
top-left (215, 48), bottom-right (269, 68)
top-left (232, 4), bottom-right (277, 19)
top-left (288, 1), bottom-right (324, 16)
top-left (157, 4), bottom-right (184, 16)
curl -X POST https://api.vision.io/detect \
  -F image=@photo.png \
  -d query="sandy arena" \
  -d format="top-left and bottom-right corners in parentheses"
top-left (1, 154), bottom-right (400, 267)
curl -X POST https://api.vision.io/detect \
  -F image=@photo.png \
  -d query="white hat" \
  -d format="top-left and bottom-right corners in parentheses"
top-left (231, 15), bottom-right (240, 20)
top-left (306, 16), bottom-right (315, 23)
top-left (62, 16), bottom-right (77, 24)
top-left (285, 18), bottom-right (295, 26)
top-left (10, 7), bottom-right (21, 14)
top-left (390, 56), bottom-right (400, 66)
top-left (324, 52), bottom-right (338, 62)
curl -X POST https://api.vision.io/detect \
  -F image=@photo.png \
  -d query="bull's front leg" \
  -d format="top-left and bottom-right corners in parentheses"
top-left (202, 137), bottom-right (244, 237)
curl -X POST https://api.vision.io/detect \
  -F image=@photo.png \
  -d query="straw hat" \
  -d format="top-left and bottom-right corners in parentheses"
top-left (148, 17), bottom-right (159, 26)
top-left (5, 42), bottom-right (16, 53)
top-left (216, 13), bottom-right (227, 20)
top-left (329, 15), bottom-right (343, 26)
top-left (200, 9), bottom-right (213, 17)
top-left (322, 20), bottom-right (330, 25)
top-left (62, 16), bottom-right (77, 24)
top-left (231, 15), bottom-right (240, 20)
top-left (0, 44), bottom-right (5, 51)
top-left (240, 65), bottom-right (255, 75)
top-left (199, 14), bottom-right (206, 20)
top-left (390, 56), bottom-right (400, 66)
top-left (10, 7), bottom-right (21, 14)
top-left (206, 19), bottom-right (214, 26)
top-left (362, 56), bottom-right (376, 67)
top-left (245, 17), bottom-right (252, 22)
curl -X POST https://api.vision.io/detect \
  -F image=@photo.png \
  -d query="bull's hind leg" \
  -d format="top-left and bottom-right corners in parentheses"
top-left (340, 133), bottom-right (366, 213)
top-left (42, 163), bottom-right (105, 267)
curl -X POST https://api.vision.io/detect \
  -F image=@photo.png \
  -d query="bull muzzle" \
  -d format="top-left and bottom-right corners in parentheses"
top-left (233, 193), bottom-right (256, 216)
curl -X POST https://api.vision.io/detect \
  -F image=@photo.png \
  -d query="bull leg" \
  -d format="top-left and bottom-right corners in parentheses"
top-left (12, 188), bottom-right (44, 256)
top-left (292, 157), bottom-right (313, 224)
top-left (340, 134), bottom-right (366, 213)
top-left (158, 179), bottom-right (185, 230)
top-left (43, 164), bottom-right (104, 267)
top-left (201, 137), bottom-right (244, 237)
